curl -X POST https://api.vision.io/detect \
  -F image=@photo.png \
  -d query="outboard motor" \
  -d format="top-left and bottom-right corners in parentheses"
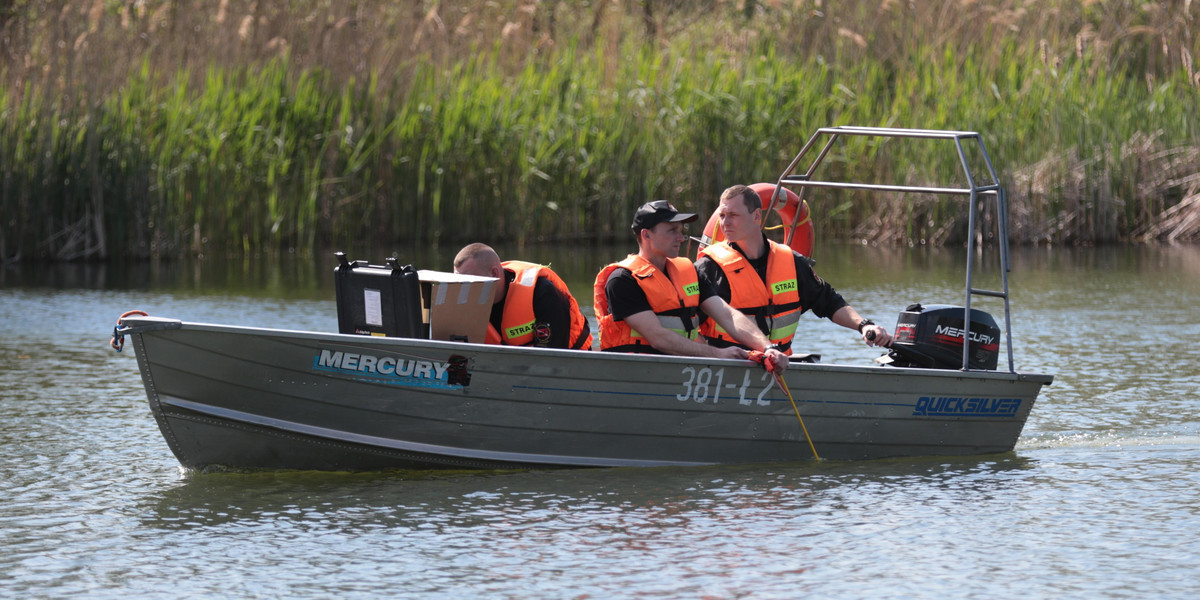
top-left (882, 303), bottom-right (1000, 370)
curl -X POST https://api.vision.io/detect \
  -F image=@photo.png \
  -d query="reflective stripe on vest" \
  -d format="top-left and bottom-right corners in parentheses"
top-left (706, 306), bottom-right (800, 342)
top-left (631, 314), bottom-right (700, 341)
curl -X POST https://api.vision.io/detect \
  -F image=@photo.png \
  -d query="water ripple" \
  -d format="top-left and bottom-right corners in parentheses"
top-left (3, 247), bottom-right (1200, 599)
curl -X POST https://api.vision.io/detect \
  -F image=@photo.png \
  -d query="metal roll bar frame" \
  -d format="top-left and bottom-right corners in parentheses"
top-left (769, 126), bottom-right (1015, 372)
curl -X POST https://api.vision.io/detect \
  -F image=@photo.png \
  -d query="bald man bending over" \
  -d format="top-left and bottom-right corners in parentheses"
top-left (453, 243), bottom-right (592, 350)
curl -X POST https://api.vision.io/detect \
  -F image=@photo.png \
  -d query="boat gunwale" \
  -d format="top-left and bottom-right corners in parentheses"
top-left (121, 315), bottom-right (1054, 385)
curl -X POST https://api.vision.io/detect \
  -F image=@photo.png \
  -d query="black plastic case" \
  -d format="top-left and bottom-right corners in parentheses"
top-left (333, 252), bottom-right (424, 338)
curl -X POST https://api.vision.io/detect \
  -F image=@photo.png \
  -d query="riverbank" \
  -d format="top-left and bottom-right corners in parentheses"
top-left (2, 1), bottom-right (1198, 262)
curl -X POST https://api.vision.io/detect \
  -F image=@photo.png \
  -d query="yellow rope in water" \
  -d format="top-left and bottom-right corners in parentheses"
top-left (776, 373), bottom-right (821, 460)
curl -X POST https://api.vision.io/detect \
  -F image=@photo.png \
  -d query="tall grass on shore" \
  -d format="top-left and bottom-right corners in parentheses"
top-left (2, 0), bottom-right (1199, 262)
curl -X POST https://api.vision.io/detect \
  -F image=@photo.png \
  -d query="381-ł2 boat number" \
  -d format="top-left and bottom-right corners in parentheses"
top-left (676, 366), bottom-right (776, 406)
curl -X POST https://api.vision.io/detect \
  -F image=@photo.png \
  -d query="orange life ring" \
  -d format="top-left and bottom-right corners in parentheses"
top-left (698, 183), bottom-right (814, 258)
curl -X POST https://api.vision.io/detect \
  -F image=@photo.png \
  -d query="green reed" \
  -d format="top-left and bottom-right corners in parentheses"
top-left (2, 1), bottom-right (1198, 261)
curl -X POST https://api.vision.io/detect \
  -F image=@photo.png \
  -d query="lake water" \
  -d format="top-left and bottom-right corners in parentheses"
top-left (2, 243), bottom-right (1198, 599)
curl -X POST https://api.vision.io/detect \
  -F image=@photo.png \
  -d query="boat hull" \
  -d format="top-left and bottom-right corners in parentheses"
top-left (125, 316), bottom-right (1052, 471)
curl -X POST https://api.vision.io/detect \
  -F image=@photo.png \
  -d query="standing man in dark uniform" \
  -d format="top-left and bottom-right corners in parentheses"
top-left (453, 243), bottom-right (592, 350)
top-left (695, 185), bottom-right (892, 353)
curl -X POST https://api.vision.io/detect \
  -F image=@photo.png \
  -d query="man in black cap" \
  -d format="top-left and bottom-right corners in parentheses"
top-left (592, 200), bottom-right (788, 370)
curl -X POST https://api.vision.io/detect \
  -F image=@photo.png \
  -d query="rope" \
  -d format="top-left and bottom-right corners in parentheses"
top-left (763, 212), bottom-right (810, 231)
top-left (110, 310), bottom-right (149, 352)
top-left (749, 350), bottom-right (821, 460)
top-left (775, 371), bottom-right (820, 461)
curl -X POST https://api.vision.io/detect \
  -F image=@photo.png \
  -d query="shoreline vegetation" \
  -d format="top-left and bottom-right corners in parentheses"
top-left (2, 0), bottom-right (1199, 262)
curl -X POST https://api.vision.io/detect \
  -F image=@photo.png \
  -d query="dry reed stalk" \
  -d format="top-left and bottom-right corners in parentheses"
top-left (1145, 192), bottom-right (1200, 241)
top-left (1132, 143), bottom-right (1200, 241)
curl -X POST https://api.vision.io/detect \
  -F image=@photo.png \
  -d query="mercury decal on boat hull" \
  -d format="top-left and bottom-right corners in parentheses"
top-left (311, 349), bottom-right (472, 390)
top-left (913, 396), bottom-right (1021, 417)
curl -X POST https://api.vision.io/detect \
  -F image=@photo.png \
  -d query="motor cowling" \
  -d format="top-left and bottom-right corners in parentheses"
top-left (883, 303), bottom-right (1000, 370)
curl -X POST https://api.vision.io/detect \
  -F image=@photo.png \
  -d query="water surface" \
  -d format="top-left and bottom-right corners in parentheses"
top-left (2, 244), bottom-right (1198, 598)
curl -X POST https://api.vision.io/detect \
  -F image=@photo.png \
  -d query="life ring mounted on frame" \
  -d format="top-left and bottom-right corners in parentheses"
top-left (697, 182), bottom-right (815, 259)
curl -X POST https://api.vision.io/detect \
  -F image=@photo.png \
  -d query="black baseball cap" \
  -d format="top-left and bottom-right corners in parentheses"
top-left (631, 200), bottom-right (698, 231)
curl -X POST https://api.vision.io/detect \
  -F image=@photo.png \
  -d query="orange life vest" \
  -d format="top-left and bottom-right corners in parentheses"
top-left (593, 254), bottom-right (701, 353)
top-left (484, 261), bottom-right (593, 350)
top-left (696, 241), bottom-right (801, 353)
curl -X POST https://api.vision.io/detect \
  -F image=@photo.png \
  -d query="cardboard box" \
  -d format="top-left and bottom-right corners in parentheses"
top-left (417, 270), bottom-right (497, 343)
